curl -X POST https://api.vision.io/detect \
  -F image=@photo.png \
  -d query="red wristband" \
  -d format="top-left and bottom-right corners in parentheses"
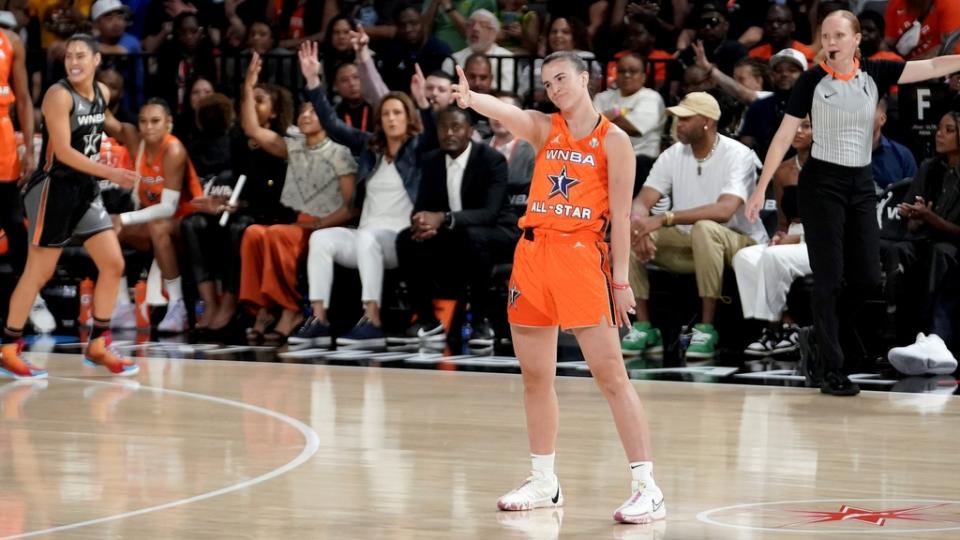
top-left (611, 281), bottom-right (630, 290)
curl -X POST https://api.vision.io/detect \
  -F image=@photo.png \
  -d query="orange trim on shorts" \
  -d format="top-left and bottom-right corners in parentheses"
top-left (596, 240), bottom-right (617, 325)
top-left (31, 178), bottom-right (49, 246)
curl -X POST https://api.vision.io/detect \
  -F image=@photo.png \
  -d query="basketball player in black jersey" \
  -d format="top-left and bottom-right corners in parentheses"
top-left (0, 34), bottom-right (140, 379)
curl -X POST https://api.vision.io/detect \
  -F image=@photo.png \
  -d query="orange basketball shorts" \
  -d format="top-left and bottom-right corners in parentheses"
top-left (507, 228), bottom-right (618, 330)
top-left (0, 115), bottom-right (19, 182)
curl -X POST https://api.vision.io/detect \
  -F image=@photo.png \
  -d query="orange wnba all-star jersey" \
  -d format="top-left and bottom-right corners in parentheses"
top-left (0, 30), bottom-right (19, 183)
top-left (518, 113), bottom-right (612, 234)
top-left (136, 133), bottom-right (203, 217)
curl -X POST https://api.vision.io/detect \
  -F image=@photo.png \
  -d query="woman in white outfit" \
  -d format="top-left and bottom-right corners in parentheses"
top-left (290, 42), bottom-right (434, 347)
top-left (733, 117), bottom-right (813, 356)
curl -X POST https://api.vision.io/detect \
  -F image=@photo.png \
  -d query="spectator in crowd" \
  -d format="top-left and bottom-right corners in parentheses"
top-left (154, 12), bottom-right (218, 115)
top-left (733, 116), bottom-right (813, 357)
top-left (593, 52), bottom-right (665, 190)
top-left (880, 111), bottom-right (960, 348)
top-left (749, 5), bottom-right (815, 63)
top-left (859, 10), bottom-right (904, 62)
top-left (463, 53), bottom-right (495, 136)
top-left (322, 15), bottom-right (357, 97)
top-left (445, 9), bottom-right (517, 94)
top-left (375, 3), bottom-right (452, 92)
top-left (545, 0), bottom-right (609, 41)
top-left (293, 42), bottom-right (435, 347)
top-left (608, 0), bottom-right (682, 54)
top-left (425, 70), bottom-right (455, 111)
top-left (542, 16), bottom-right (599, 89)
top-left (187, 93), bottom-right (235, 179)
top-left (422, 0), bottom-right (498, 52)
top-left (90, 0), bottom-right (143, 108)
top-left (141, 0), bottom-right (225, 54)
top-left (242, 20), bottom-right (295, 85)
top-left (740, 48), bottom-right (806, 160)
top-left (872, 98), bottom-right (917, 190)
top-left (625, 93), bottom-right (768, 359)
top-left (173, 75), bottom-right (215, 149)
top-left (272, 0), bottom-right (324, 50)
top-left (395, 106), bottom-right (513, 344)
top-left (676, 2), bottom-right (748, 77)
top-left (333, 63), bottom-right (374, 134)
top-left (885, 0), bottom-right (960, 61)
top-left (238, 53), bottom-right (359, 342)
top-left (109, 98), bottom-right (205, 333)
top-left (497, 0), bottom-right (539, 54)
top-left (97, 68), bottom-right (135, 124)
top-left (183, 81), bottom-right (293, 332)
top-left (485, 91), bottom-right (534, 222)
top-left (693, 43), bottom-right (773, 120)
top-left (606, 18), bottom-right (672, 90)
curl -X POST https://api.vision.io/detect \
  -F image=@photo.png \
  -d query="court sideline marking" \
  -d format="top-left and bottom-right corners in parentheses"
top-left (1, 376), bottom-right (321, 540)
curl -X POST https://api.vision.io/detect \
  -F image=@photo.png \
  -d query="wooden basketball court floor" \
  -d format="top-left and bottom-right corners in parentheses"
top-left (1, 351), bottom-right (958, 539)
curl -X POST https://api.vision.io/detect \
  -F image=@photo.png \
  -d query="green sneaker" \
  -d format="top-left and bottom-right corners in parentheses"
top-left (686, 323), bottom-right (718, 359)
top-left (621, 321), bottom-right (663, 357)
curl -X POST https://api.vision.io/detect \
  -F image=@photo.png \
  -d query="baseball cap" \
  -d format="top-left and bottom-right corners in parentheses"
top-left (91, 0), bottom-right (130, 22)
top-left (770, 48), bottom-right (808, 71)
top-left (667, 92), bottom-right (721, 121)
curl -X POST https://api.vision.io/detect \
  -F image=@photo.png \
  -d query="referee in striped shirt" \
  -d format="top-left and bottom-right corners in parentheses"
top-left (746, 10), bottom-right (960, 396)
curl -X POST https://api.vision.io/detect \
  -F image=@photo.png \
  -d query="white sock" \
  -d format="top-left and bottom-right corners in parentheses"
top-left (116, 276), bottom-right (131, 305)
top-left (531, 453), bottom-right (555, 478)
top-left (630, 461), bottom-right (654, 486)
top-left (164, 277), bottom-right (183, 303)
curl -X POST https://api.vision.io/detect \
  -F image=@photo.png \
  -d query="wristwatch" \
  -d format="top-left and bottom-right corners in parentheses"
top-left (443, 212), bottom-right (454, 228)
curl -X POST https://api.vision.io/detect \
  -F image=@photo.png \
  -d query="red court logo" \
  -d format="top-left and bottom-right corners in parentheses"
top-left (698, 499), bottom-right (960, 534)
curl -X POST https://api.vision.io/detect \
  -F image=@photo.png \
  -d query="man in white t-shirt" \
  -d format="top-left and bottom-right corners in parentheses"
top-left (443, 9), bottom-right (518, 93)
top-left (625, 92), bottom-right (768, 359)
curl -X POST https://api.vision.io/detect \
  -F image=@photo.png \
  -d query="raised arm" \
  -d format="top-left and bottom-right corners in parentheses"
top-left (693, 41), bottom-right (761, 104)
top-left (7, 30), bottom-right (33, 178)
top-left (746, 113), bottom-right (803, 222)
top-left (351, 26), bottom-right (389, 106)
top-left (452, 64), bottom-right (549, 147)
top-left (898, 55), bottom-right (960, 84)
top-left (241, 53), bottom-right (287, 159)
top-left (300, 41), bottom-right (370, 154)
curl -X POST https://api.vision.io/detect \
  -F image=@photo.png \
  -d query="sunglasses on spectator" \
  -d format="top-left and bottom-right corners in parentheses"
top-left (699, 17), bottom-right (722, 29)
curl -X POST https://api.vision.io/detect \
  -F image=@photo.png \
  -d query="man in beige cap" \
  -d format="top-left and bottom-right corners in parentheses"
top-left (622, 91), bottom-right (768, 359)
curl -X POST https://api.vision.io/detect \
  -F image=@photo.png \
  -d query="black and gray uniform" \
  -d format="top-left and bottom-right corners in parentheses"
top-left (785, 59), bottom-right (905, 371)
top-left (23, 79), bottom-right (113, 247)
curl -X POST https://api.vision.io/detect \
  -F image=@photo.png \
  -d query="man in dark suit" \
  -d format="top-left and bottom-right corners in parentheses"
top-left (395, 106), bottom-right (516, 345)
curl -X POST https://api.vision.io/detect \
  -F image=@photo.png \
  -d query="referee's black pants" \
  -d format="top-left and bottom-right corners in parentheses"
top-left (798, 158), bottom-right (880, 372)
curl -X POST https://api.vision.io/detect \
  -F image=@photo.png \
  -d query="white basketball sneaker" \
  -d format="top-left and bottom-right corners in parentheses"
top-left (157, 299), bottom-right (189, 334)
top-left (497, 472), bottom-right (563, 511)
top-left (888, 333), bottom-right (958, 375)
top-left (613, 480), bottom-right (666, 524)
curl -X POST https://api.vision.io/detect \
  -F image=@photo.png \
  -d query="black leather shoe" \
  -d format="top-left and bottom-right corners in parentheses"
top-left (798, 327), bottom-right (822, 387)
top-left (820, 370), bottom-right (860, 396)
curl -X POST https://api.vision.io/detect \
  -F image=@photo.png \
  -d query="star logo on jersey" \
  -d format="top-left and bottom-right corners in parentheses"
top-left (547, 165), bottom-right (580, 200)
top-left (508, 281), bottom-right (521, 309)
top-left (82, 131), bottom-right (102, 157)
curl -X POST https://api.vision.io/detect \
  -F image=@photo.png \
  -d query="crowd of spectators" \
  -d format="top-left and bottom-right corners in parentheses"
top-left (0, 0), bottom-right (959, 367)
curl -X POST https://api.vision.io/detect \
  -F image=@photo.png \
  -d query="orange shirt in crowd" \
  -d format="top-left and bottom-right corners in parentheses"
top-left (885, 0), bottom-right (960, 60)
top-left (136, 133), bottom-right (202, 218)
top-left (749, 41), bottom-right (815, 63)
top-left (606, 49), bottom-right (672, 89)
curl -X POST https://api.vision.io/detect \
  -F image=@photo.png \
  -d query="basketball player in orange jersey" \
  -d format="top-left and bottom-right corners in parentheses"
top-left (452, 51), bottom-right (666, 524)
top-left (0, 34), bottom-right (140, 379)
top-left (106, 98), bottom-right (204, 334)
top-left (0, 23), bottom-right (49, 331)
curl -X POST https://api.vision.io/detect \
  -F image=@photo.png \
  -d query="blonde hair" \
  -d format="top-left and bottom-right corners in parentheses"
top-left (814, 10), bottom-right (863, 64)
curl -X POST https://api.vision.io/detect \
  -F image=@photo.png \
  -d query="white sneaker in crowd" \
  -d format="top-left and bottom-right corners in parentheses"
top-left (29, 296), bottom-right (56, 334)
top-left (888, 333), bottom-right (958, 376)
top-left (111, 303), bottom-right (137, 329)
top-left (497, 472), bottom-right (563, 511)
top-left (157, 299), bottom-right (189, 334)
